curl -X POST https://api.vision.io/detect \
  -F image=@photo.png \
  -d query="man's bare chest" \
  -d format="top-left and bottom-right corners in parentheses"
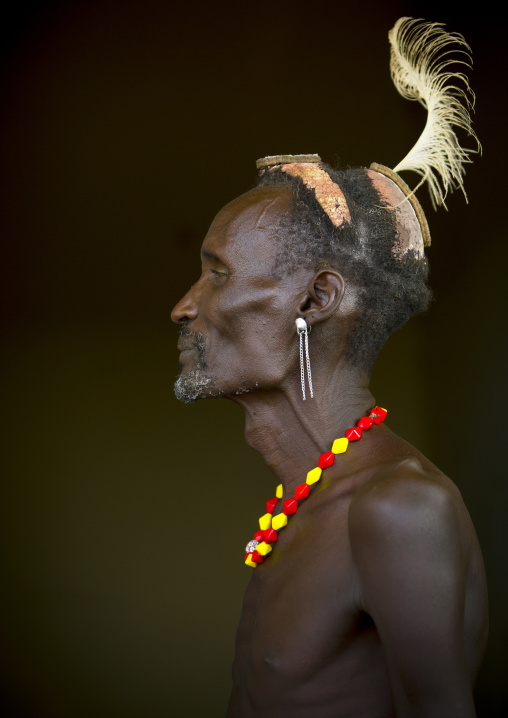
top-left (229, 498), bottom-right (394, 718)
top-left (235, 497), bottom-right (364, 677)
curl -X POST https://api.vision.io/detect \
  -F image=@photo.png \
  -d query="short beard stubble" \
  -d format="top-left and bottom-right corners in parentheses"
top-left (173, 328), bottom-right (217, 404)
top-left (173, 326), bottom-right (254, 404)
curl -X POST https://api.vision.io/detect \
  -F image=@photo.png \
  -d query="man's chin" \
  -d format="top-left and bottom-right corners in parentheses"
top-left (174, 369), bottom-right (219, 404)
top-left (173, 371), bottom-right (255, 404)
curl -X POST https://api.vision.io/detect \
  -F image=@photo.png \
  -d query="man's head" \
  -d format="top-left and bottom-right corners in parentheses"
top-left (172, 185), bottom-right (326, 403)
top-left (171, 164), bottom-right (432, 403)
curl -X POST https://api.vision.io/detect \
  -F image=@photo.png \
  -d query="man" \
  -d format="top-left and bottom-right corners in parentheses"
top-left (171, 18), bottom-right (488, 718)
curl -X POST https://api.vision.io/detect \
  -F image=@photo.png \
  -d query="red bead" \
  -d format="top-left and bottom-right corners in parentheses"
top-left (318, 451), bottom-right (335, 469)
top-left (253, 530), bottom-right (263, 542)
top-left (251, 550), bottom-right (264, 564)
top-left (370, 406), bottom-right (387, 425)
top-left (294, 483), bottom-right (310, 500)
top-left (345, 427), bottom-right (362, 441)
top-left (357, 416), bottom-right (373, 430)
top-left (283, 498), bottom-right (298, 515)
top-left (266, 496), bottom-right (278, 514)
top-left (263, 528), bottom-right (278, 543)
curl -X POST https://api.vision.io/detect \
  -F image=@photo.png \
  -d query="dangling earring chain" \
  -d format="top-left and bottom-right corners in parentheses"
top-left (296, 318), bottom-right (313, 400)
top-left (304, 329), bottom-right (313, 398)
top-left (299, 328), bottom-right (306, 400)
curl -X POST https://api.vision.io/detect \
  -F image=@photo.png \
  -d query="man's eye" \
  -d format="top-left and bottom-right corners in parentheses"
top-left (210, 269), bottom-right (226, 278)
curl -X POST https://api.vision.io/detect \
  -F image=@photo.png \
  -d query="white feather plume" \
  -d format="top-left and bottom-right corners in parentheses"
top-left (389, 17), bottom-right (480, 209)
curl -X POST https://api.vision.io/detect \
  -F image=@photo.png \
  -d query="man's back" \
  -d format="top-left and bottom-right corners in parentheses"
top-left (227, 427), bottom-right (488, 717)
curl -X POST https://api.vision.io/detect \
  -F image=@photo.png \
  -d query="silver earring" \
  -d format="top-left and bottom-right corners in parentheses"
top-left (295, 318), bottom-right (313, 400)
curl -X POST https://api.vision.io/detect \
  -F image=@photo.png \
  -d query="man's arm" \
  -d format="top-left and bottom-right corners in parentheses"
top-left (349, 468), bottom-right (475, 718)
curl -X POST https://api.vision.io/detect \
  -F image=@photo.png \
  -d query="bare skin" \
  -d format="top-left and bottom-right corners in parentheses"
top-left (171, 185), bottom-right (488, 717)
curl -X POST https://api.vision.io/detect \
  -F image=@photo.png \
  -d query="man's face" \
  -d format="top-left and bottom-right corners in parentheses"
top-left (171, 186), bottom-right (307, 403)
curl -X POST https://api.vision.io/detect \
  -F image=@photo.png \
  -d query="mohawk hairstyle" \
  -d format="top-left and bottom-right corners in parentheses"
top-left (256, 163), bottom-right (432, 372)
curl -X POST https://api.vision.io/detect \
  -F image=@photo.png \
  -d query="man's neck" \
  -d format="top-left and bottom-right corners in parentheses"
top-left (230, 367), bottom-right (374, 496)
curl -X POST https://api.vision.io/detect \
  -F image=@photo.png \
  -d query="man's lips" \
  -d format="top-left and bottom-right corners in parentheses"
top-left (177, 340), bottom-right (197, 353)
top-left (177, 328), bottom-right (203, 356)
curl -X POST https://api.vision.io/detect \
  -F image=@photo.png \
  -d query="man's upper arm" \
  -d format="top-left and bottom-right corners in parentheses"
top-left (349, 472), bottom-right (475, 718)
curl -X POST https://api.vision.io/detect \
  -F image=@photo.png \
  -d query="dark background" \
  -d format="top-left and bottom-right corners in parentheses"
top-left (1, 1), bottom-right (506, 716)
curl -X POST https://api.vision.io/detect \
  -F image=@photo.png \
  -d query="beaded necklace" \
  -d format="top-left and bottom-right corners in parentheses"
top-left (244, 406), bottom-right (387, 567)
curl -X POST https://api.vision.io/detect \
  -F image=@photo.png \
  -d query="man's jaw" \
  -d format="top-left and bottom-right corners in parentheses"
top-left (173, 326), bottom-right (256, 403)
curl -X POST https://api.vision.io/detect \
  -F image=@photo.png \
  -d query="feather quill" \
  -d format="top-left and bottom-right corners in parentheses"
top-left (389, 17), bottom-right (480, 209)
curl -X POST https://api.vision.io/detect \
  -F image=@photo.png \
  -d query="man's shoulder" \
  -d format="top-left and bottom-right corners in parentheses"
top-left (347, 423), bottom-right (467, 529)
top-left (346, 452), bottom-right (471, 607)
top-left (348, 454), bottom-right (464, 550)
top-left (354, 448), bottom-right (458, 506)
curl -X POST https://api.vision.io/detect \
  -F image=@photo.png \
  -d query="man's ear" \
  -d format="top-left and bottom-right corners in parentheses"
top-left (298, 269), bottom-right (346, 325)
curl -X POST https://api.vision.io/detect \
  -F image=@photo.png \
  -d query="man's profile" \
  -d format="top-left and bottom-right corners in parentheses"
top-left (171, 18), bottom-right (488, 718)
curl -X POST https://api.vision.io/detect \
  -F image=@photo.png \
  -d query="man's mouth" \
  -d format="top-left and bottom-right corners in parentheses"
top-left (177, 323), bottom-right (194, 350)
top-left (177, 327), bottom-right (206, 367)
top-left (177, 340), bottom-right (197, 353)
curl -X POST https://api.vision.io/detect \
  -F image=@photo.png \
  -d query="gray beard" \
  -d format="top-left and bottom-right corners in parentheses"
top-left (174, 325), bottom-right (231, 403)
top-left (173, 327), bottom-right (254, 403)
top-left (174, 328), bottom-right (213, 404)
top-left (174, 367), bottom-right (218, 404)
top-left (174, 369), bottom-right (255, 402)
top-left (174, 371), bottom-right (254, 402)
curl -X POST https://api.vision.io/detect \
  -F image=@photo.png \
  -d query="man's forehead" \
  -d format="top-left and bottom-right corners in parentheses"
top-left (204, 185), bottom-right (293, 249)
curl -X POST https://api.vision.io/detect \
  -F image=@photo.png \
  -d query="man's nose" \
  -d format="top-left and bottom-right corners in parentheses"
top-left (171, 285), bottom-right (198, 324)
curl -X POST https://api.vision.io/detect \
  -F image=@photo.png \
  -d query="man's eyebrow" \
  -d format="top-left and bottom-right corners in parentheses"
top-left (201, 248), bottom-right (223, 262)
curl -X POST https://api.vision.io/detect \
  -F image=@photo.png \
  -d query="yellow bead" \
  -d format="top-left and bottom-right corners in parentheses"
top-left (276, 483), bottom-right (283, 499)
top-left (332, 437), bottom-right (349, 454)
top-left (245, 555), bottom-right (258, 568)
top-left (256, 542), bottom-right (272, 556)
top-left (259, 513), bottom-right (272, 531)
top-left (306, 467), bottom-right (322, 485)
top-left (272, 513), bottom-right (288, 531)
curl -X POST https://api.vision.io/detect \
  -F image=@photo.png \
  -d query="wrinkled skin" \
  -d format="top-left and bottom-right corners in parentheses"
top-left (171, 186), bottom-right (488, 718)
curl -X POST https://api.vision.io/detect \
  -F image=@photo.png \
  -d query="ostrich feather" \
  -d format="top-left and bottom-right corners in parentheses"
top-left (389, 17), bottom-right (480, 209)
